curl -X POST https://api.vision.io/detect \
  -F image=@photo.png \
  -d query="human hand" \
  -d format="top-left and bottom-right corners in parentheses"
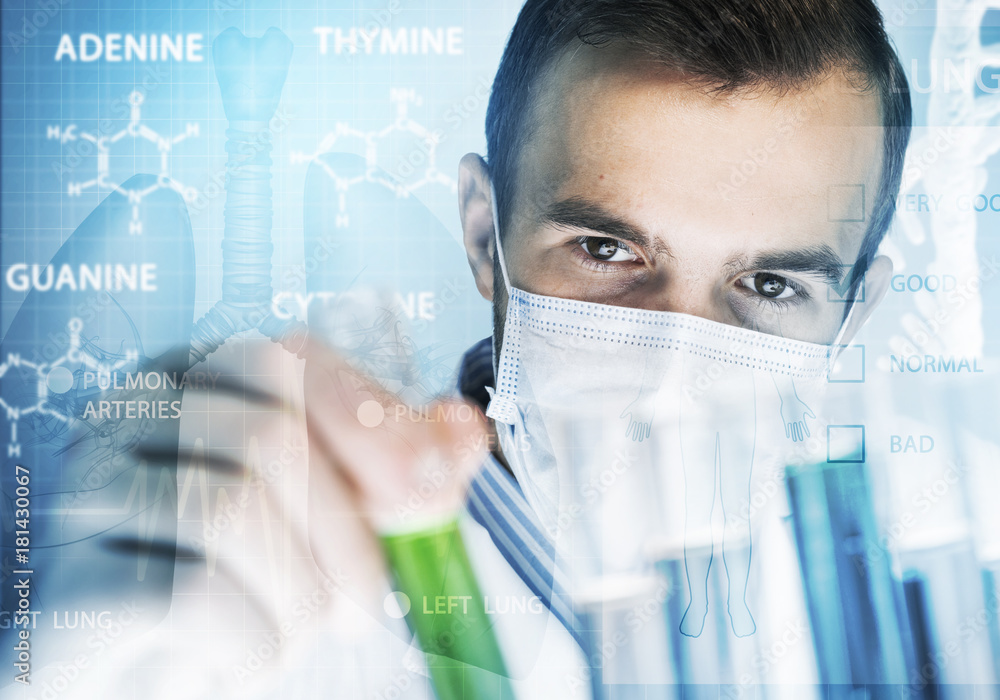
top-left (620, 401), bottom-right (653, 443)
top-left (779, 394), bottom-right (815, 442)
top-left (303, 334), bottom-right (489, 532)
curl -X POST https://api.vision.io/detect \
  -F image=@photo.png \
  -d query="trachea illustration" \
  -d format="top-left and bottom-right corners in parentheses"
top-left (189, 27), bottom-right (309, 363)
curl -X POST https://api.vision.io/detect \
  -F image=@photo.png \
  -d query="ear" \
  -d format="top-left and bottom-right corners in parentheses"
top-left (458, 153), bottom-right (496, 301)
top-left (837, 254), bottom-right (892, 345)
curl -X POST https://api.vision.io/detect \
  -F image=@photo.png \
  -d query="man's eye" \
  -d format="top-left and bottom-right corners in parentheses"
top-left (741, 273), bottom-right (796, 300)
top-left (581, 237), bottom-right (638, 262)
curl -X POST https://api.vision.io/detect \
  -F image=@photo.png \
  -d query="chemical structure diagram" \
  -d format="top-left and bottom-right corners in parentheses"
top-left (0, 317), bottom-right (137, 459)
top-left (47, 91), bottom-right (201, 235)
top-left (289, 88), bottom-right (456, 228)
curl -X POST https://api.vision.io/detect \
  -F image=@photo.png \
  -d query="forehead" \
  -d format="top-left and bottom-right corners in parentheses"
top-left (517, 43), bottom-right (885, 258)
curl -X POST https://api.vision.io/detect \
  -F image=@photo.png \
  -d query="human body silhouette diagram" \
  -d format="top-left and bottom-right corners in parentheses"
top-left (620, 353), bottom-right (814, 639)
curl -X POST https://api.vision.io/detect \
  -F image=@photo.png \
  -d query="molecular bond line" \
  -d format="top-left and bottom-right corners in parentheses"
top-left (47, 91), bottom-right (201, 235)
top-left (0, 318), bottom-right (137, 459)
top-left (289, 88), bottom-right (457, 228)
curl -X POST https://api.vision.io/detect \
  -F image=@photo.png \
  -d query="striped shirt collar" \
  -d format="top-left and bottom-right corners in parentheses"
top-left (458, 337), bottom-right (586, 648)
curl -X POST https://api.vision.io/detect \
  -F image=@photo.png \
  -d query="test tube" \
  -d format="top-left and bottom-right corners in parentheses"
top-left (551, 408), bottom-right (679, 700)
top-left (574, 573), bottom-right (678, 700)
top-left (785, 455), bottom-right (911, 694)
top-left (983, 561), bottom-right (1000, 680)
top-left (900, 542), bottom-right (999, 695)
top-left (380, 518), bottom-right (515, 700)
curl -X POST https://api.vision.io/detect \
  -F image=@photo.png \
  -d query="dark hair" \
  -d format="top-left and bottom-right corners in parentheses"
top-left (485, 0), bottom-right (912, 292)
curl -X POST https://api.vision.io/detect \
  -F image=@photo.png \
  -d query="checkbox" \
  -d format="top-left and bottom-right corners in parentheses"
top-left (827, 424), bottom-right (865, 463)
top-left (827, 263), bottom-right (866, 303)
top-left (828, 345), bottom-right (865, 383)
top-left (828, 184), bottom-right (865, 222)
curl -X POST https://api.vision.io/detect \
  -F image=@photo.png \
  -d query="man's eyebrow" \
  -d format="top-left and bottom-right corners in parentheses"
top-left (725, 245), bottom-right (849, 287)
top-left (540, 196), bottom-right (671, 258)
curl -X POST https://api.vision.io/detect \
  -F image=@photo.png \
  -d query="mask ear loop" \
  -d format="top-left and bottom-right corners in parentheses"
top-left (485, 182), bottom-right (522, 426)
top-left (829, 273), bottom-right (863, 364)
top-left (489, 182), bottom-right (513, 297)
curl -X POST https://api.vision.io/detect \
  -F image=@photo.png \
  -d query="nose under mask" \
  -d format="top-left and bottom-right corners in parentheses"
top-left (485, 184), bottom-right (852, 527)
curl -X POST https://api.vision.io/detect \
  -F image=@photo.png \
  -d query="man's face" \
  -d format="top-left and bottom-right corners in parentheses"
top-left (495, 44), bottom-right (885, 345)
